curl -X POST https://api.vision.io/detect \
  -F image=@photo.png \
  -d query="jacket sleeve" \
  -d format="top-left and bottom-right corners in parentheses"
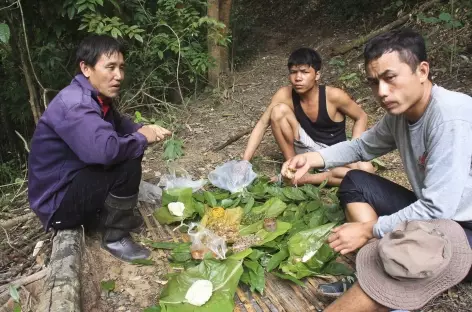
top-left (54, 99), bottom-right (147, 165)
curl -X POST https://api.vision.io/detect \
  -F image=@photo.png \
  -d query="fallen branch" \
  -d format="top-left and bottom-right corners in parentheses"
top-left (0, 269), bottom-right (46, 301)
top-left (331, 0), bottom-right (440, 55)
top-left (0, 212), bottom-right (35, 230)
top-left (211, 127), bottom-right (252, 152)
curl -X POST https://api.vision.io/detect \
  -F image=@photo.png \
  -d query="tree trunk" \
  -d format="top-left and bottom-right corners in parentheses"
top-left (207, 0), bottom-right (220, 87)
top-left (219, 0), bottom-right (232, 73)
top-left (7, 14), bottom-right (41, 124)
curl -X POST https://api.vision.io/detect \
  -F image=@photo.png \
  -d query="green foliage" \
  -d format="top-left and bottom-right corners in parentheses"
top-left (163, 138), bottom-right (185, 161)
top-left (418, 12), bottom-right (463, 29)
top-left (0, 23), bottom-right (10, 43)
top-left (100, 279), bottom-right (116, 292)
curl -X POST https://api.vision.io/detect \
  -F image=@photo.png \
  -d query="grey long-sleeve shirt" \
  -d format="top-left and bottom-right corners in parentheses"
top-left (318, 85), bottom-right (472, 238)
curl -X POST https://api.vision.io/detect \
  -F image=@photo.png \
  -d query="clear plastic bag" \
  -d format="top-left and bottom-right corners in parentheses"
top-left (208, 160), bottom-right (257, 193)
top-left (158, 165), bottom-right (206, 192)
top-left (138, 180), bottom-right (163, 204)
top-left (188, 223), bottom-right (227, 260)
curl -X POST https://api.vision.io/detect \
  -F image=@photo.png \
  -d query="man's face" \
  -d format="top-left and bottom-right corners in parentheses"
top-left (81, 52), bottom-right (124, 98)
top-left (289, 64), bottom-right (319, 94)
top-left (366, 51), bottom-right (428, 115)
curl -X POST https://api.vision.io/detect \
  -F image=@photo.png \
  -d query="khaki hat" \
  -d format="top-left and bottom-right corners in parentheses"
top-left (357, 219), bottom-right (472, 310)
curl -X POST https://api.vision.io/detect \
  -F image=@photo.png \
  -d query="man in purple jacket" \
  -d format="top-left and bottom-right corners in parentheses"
top-left (28, 35), bottom-right (171, 262)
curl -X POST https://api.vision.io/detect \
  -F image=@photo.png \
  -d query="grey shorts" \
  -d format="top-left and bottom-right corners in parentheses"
top-left (293, 125), bottom-right (329, 155)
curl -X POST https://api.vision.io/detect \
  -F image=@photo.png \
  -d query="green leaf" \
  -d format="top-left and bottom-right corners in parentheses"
top-left (255, 221), bottom-right (292, 246)
top-left (131, 259), bottom-right (155, 265)
top-left (163, 138), bottom-right (184, 161)
top-left (266, 246), bottom-right (289, 272)
top-left (221, 198), bottom-right (233, 208)
top-left (135, 34), bottom-right (143, 43)
top-left (158, 50), bottom-right (164, 59)
top-left (248, 249), bottom-right (265, 261)
top-left (154, 188), bottom-right (195, 224)
top-left (204, 191), bottom-right (217, 207)
top-left (282, 187), bottom-right (306, 201)
top-left (159, 259), bottom-right (243, 311)
top-left (252, 197), bottom-right (287, 217)
top-left (322, 261), bottom-right (354, 276)
top-left (143, 306), bottom-right (161, 312)
top-left (372, 158), bottom-right (387, 170)
top-left (67, 6), bottom-right (75, 19)
top-left (243, 260), bottom-right (265, 293)
top-left (272, 272), bottom-right (305, 287)
top-left (244, 196), bottom-right (255, 213)
top-left (300, 184), bottom-right (320, 200)
top-left (13, 303), bottom-right (21, 312)
top-left (95, 0), bottom-right (104, 6)
top-left (9, 285), bottom-right (19, 302)
top-left (0, 23), bottom-right (10, 44)
top-left (150, 242), bottom-right (191, 250)
top-left (228, 248), bottom-right (253, 260)
top-left (239, 220), bottom-right (264, 236)
top-left (100, 280), bottom-right (115, 292)
top-left (77, 4), bottom-right (88, 13)
top-left (170, 243), bottom-right (192, 263)
top-left (438, 12), bottom-right (452, 22)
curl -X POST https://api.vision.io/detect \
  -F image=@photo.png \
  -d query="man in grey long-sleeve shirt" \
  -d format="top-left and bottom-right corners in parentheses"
top-left (283, 29), bottom-right (472, 312)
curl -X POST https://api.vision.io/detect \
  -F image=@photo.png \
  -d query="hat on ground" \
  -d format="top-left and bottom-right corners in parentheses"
top-left (356, 219), bottom-right (472, 310)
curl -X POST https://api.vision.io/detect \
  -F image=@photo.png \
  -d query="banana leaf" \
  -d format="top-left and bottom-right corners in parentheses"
top-left (154, 188), bottom-right (195, 224)
top-left (251, 197), bottom-right (287, 217)
top-left (280, 223), bottom-right (337, 279)
top-left (159, 259), bottom-right (243, 312)
top-left (255, 221), bottom-right (292, 246)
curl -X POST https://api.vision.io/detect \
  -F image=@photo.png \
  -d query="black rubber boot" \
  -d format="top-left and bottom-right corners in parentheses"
top-left (101, 193), bottom-right (151, 262)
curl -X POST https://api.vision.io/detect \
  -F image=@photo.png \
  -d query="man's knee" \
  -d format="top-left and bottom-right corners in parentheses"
top-left (112, 156), bottom-right (143, 193)
top-left (270, 103), bottom-right (293, 123)
top-left (338, 169), bottom-right (371, 208)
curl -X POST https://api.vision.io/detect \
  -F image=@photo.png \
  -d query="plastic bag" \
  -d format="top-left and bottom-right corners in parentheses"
top-left (138, 180), bottom-right (162, 204)
top-left (158, 165), bottom-right (206, 192)
top-left (188, 223), bottom-right (227, 260)
top-left (208, 160), bottom-right (257, 193)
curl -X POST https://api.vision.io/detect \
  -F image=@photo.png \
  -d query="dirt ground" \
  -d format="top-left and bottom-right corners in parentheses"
top-left (2, 2), bottom-right (472, 311)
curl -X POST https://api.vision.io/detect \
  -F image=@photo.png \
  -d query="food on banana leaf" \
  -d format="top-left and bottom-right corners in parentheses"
top-left (263, 217), bottom-right (277, 232)
top-left (168, 201), bottom-right (185, 217)
top-left (185, 279), bottom-right (213, 306)
top-left (201, 207), bottom-right (243, 243)
top-left (231, 234), bottom-right (262, 253)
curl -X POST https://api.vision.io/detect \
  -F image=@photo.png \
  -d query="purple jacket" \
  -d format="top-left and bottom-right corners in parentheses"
top-left (28, 74), bottom-right (147, 230)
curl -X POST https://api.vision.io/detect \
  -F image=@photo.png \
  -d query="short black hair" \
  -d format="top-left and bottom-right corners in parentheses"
top-left (364, 28), bottom-right (427, 72)
top-left (287, 48), bottom-right (322, 71)
top-left (75, 34), bottom-right (125, 68)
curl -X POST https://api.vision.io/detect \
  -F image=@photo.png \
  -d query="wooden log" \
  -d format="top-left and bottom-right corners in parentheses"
top-left (36, 229), bottom-right (83, 312)
top-left (0, 212), bottom-right (35, 230)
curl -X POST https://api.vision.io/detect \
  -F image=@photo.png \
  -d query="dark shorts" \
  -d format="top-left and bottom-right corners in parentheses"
top-left (337, 170), bottom-right (472, 281)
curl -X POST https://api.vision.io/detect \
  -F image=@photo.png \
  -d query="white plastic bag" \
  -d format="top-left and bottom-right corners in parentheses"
top-left (208, 160), bottom-right (257, 193)
top-left (138, 180), bottom-right (163, 204)
top-left (158, 165), bottom-right (206, 192)
top-left (188, 223), bottom-right (227, 260)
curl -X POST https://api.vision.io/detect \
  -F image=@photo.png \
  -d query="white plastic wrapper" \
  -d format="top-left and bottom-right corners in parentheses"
top-left (138, 180), bottom-right (162, 204)
top-left (208, 160), bottom-right (257, 193)
top-left (158, 165), bottom-right (206, 192)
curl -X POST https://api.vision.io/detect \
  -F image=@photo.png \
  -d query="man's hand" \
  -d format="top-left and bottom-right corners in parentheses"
top-left (281, 152), bottom-right (320, 185)
top-left (147, 125), bottom-right (171, 141)
top-left (327, 221), bottom-right (375, 255)
top-left (137, 125), bottom-right (171, 143)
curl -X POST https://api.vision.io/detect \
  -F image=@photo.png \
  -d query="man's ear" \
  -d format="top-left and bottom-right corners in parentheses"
top-left (79, 61), bottom-right (92, 78)
top-left (315, 71), bottom-right (321, 81)
top-left (417, 61), bottom-right (430, 83)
